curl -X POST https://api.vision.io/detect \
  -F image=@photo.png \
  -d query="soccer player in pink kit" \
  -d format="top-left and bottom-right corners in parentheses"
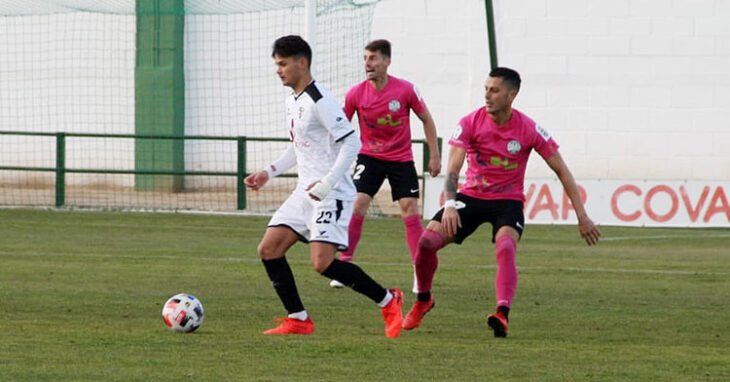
top-left (402, 67), bottom-right (602, 337)
top-left (329, 39), bottom-right (441, 291)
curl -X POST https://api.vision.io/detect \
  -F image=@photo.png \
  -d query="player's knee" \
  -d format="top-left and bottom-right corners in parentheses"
top-left (401, 200), bottom-right (419, 215)
top-left (417, 233), bottom-right (439, 257)
top-left (495, 235), bottom-right (517, 258)
top-left (257, 242), bottom-right (279, 260)
top-left (310, 256), bottom-right (331, 274)
top-left (353, 194), bottom-right (371, 216)
top-left (352, 204), bottom-right (368, 217)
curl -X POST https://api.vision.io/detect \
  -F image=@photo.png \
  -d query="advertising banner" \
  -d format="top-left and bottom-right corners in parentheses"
top-left (423, 178), bottom-right (730, 227)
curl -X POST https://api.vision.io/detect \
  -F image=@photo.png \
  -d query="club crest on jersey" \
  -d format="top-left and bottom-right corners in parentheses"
top-left (507, 140), bottom-right (521, 154)
top-left (388, 100), bottom-right (401, 112)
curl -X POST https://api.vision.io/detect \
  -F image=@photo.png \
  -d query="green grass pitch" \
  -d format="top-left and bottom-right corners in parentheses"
top-left (1, 209), bottom-right (728, 381)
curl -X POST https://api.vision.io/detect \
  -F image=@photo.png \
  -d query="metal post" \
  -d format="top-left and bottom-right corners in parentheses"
top-left (237, 137), bottom-right (247, 210)
top-left (304, 0), bottom-right (317, 75)
top-left (55, 133), bottom-right (66, 207)
top-left (135, 0), bottom-right (185, 191)
top-left (485, 0), bottom-right (498, 69)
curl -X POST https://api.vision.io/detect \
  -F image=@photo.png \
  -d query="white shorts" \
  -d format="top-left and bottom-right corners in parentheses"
top-left (268, 191), bottom-right (353, 251)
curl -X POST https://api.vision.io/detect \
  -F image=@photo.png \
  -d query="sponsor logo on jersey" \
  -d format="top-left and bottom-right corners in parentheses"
top-left (490, 156), bottom-right (518, 170)
top-left (289, 129), bottom-right (309, 147)
top-left (475, 151), bottom-right (489, 167)
top-left (367, 139), bottom-right (385, 152)
top-left (377, 114), bottom-right (401, 127)
top-left (507, 140), bottom-right (521, 154)
top-left (474, 174), bottom-right (491, 187)
top-left (362, 116), bottom-right (378, 129)
top-left (535, 124), bottom-right (551, 142)
top-left (388, 99), bottom-right (401, 112)
top-left (298, 106), bottom-right (305, 119)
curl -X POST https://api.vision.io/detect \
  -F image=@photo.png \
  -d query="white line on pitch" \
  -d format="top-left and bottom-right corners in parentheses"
top-left (1, 250), bottom-right (726, 276)
top-left (600, 233), bottom-right (730, 241)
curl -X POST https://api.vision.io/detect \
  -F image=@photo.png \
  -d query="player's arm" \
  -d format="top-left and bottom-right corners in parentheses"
top-left (545, 151), bottom-right (601, 245)
top-left (441, 145), bottom-right (466, 238)
top-left (244, 145), bottom-right (297, 191)
top-left (343, 89), bottom-right (356, 121)
top-left (307, 132), bottom-right (361, 201)
top-left (307, 96), bottom-right (361, 201)
top-left (416, 108), bottom-right (441, 177)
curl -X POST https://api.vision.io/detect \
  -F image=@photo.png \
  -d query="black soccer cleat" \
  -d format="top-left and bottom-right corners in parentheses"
top-left (486, 311), bottom-right (508, 338)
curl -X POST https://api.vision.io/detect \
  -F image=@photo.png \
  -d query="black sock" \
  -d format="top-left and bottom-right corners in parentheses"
top-left (416, 292), bottom-right (431, 302)
top-left (262, 257), bottom-right (305, 314)
top-left (498, 305), bottom-right (510, 320)
top-left (321, 259), bottom-right (387, 303)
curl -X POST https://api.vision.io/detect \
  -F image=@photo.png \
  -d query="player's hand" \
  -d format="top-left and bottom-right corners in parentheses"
top-left (306, 180), bottom-right (332, 201)
top-left (441, 206), bottom-right (461, 239)
top-left (428, 156), bottom-right (442, 177)
top-left (244, 171), bottom-right (269, 191)
top-left (578, 215), bottom-right (601, 246)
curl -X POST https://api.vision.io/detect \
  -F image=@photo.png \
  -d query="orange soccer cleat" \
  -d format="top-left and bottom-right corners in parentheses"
top-left (263, 317), bottom-right (315, 335)
top-left (486, 311), bottom-right (508, 338)
top-left (381, 288), bottom-right (404, 338)
top-left (402, 296), bottom-right (435, 330)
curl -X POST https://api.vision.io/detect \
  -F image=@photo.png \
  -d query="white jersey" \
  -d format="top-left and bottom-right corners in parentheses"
top-left (286, 81), bottom-right (357, 201)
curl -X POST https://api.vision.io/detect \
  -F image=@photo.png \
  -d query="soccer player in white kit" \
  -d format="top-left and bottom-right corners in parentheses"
top-left (244, 35), bottom-right (404, 338)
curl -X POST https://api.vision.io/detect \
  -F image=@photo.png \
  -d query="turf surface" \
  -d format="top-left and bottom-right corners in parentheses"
top-left (1, 209), bottom-right (728, 381)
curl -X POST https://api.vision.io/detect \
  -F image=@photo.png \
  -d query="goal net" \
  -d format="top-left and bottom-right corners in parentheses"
top-left (0, 0), bottom-right (391, 214)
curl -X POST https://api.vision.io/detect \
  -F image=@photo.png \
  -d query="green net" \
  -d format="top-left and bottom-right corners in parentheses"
top-left (0, 0), bottom-right (381, 213)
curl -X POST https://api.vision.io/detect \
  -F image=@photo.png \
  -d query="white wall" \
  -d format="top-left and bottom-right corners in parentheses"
top-left (3, 0), bottom-right (729, 193)
top-left (370, 0), bottom-right (490, 152)
top-left (370, 0), bottom-right (730, 181)
top-left (0, 13), bottom-right (136, 186)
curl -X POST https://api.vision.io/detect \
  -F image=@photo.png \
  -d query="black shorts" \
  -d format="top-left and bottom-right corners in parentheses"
top-left (353, 154), bottom-right (420, 201)
top-left (431, 193), bottom-right (524, 244)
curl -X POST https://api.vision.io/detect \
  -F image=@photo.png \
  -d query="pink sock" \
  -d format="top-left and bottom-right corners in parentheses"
top-left (494, 235), bottom-right (518, 308)
top-left (339, 214), bottom-right (364, 262)
top-left (402, 214), bottom-right (423, 264)
top-left (415, 229), bottom-right (444, 293)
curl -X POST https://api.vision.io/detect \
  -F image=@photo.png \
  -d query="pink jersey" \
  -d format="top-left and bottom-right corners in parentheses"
top-left (344, 75), bottom-right (427, 162)
top-left (449, 107), bottom-right (559, 202)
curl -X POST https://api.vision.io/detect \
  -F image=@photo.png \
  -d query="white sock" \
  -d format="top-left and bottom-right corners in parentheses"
top-left (377, 290), bottom-right (393, 308)
top-left (412, 266), bottom-right (419, 294)
top-left (288, 310), bottom-right (308, 321)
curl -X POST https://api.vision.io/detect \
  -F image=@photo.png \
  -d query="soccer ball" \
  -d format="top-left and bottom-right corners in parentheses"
top-left (162, 293), bottom-right (204, 333)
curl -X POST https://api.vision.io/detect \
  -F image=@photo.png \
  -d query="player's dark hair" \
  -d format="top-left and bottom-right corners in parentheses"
top-left (365, 39), bottom-right (391, 58)
top-left (272, 35), bottom-right (312, 68)
top-left (489, 67), bottom-right (521, 91)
